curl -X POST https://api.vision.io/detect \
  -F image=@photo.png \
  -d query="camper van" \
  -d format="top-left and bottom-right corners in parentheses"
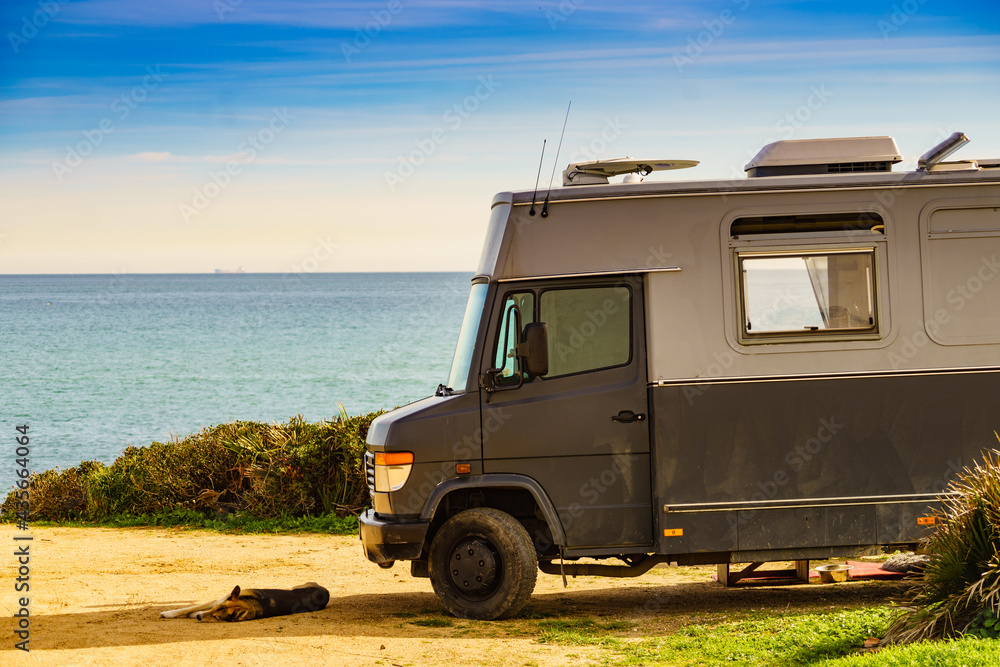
top-left (359, 132), bottom-right (1000, 620)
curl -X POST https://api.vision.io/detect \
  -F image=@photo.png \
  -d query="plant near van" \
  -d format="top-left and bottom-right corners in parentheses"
top-left (0, 410), bottom-right (381, 526)
top-left (883, 445), bottom-right (1000, 644)
top-left (964, 608), bottom-right (1000, 639)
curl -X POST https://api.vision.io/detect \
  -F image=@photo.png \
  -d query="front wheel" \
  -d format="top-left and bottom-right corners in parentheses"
top-left (428, 507), bottom-right (538, 620)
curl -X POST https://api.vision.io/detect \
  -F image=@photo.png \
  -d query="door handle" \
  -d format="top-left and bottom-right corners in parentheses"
top-left (611, 410), bottom-right (646, 423)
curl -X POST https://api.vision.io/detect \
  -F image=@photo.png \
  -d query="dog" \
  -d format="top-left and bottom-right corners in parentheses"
top-left (160, 582), bottom-right (329, 621)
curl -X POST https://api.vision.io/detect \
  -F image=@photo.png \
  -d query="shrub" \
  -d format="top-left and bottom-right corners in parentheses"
top-left (1, 410), bottom-right (382, 524)
top-left (883, 446), bottom-right (1000, 644)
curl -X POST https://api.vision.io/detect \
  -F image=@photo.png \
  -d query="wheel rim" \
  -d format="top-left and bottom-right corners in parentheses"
top-left (447, 536), bottom-right (502, 598)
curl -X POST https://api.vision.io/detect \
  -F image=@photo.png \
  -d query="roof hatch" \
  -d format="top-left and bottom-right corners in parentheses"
top-left (744, 136), bottom-right (903, 177)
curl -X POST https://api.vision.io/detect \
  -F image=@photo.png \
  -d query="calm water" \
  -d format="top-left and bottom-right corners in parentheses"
top-left (0, 273), bottom-right (473, 493)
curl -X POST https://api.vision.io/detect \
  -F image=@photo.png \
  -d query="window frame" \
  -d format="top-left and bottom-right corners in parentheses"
top-left (735, 246), bottom-right (882, 345)
top-left (489, 290), bottom-right (535, 386)
top-left (488, 283), bottom-right (634, 383)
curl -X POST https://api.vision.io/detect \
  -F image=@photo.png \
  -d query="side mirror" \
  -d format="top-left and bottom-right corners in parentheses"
top-left (518, 322), bottom-right (548, 377)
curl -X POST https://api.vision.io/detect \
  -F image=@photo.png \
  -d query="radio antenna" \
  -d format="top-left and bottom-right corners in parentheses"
top-left (541, 101), bottom-right (571, 218)
top-left (529, 139), bottom-right (546, 216)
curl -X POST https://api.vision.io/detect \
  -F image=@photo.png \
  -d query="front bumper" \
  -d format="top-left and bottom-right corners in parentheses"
top-left (359, 509), bottom-right (430, 564)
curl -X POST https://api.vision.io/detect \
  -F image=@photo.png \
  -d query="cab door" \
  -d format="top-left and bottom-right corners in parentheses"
top-left (480, 275), bottom-right (652, 549)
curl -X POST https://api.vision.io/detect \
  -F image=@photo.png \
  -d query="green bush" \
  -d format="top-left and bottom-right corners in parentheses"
top-left (884, 446), bottom-right (1000, 644)
top-left (1, 410), bottom-right (382, 525)
top-left (964, 609), bottom-right (1000, 639)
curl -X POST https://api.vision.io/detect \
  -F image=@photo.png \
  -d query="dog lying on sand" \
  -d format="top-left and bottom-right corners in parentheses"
top-left (160, 582), bottom-right (329, 622)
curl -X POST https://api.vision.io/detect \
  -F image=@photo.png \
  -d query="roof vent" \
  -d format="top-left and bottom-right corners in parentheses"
top-left (918, 132), bottom-right (969, 170)
top-left (745, 136), bottom-right (902, 178)
top-left (563, 158), bottom-right (698, 186)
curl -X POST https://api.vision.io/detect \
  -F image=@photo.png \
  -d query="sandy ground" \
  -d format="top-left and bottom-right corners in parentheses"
top-left (0, 526), bottom-right (910, 666)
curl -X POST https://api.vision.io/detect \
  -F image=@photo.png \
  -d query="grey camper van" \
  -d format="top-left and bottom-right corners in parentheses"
top-left (360, 132), bottom-right (1000, 620)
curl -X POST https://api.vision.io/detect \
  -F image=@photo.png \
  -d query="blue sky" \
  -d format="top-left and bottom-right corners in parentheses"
top-left (1, 0), bottom-right (998, 273)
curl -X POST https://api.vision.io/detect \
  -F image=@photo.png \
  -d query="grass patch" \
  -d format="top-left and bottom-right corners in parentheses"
top-left (537, 607), bottom-right (896, 666)
top-left (818, 636), bottom-right (1000, 666)
top-left (25, 509), bottom-right (360, 534)
top-left (532, 606), bottom-right (1000, 666)
top-left (536, 618), bottom-right (636, 647)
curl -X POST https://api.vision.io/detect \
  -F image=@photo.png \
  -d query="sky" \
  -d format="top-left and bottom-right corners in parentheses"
top-left (1, 0), bottom-right (998, 274)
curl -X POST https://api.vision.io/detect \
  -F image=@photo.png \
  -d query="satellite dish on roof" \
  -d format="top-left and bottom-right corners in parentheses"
top-left (562, 158), bottom-right (699, 186)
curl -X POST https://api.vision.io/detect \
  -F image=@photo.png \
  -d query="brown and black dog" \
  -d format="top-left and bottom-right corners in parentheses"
top-left (160, 582), bottom-right (329, 621)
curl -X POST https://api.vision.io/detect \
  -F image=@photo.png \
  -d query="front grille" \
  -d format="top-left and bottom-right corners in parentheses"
top-left (364, 451), bottom-right (376, 498)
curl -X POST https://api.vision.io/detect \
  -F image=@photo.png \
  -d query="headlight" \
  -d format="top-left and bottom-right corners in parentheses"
top-left (373, 451), bottom-right (413, 492)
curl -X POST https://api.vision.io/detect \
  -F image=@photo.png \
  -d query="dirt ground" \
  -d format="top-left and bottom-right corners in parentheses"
top-left (0, 526), bottom-right (910, 666)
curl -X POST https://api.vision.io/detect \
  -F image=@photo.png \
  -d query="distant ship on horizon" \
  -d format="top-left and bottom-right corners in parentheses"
top-left (214, 267), bottom-right (245, 274)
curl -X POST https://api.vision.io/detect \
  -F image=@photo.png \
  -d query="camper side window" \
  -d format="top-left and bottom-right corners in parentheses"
top-left (738, 249), bottom-right (878, 339)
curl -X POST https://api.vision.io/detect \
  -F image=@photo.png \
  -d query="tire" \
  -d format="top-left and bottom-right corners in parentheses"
top-left (428, 507), bottom-right (538, 620)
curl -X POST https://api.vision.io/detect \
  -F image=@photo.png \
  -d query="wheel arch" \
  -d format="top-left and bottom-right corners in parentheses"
top-left (419, 474), bottom-right (567, 547)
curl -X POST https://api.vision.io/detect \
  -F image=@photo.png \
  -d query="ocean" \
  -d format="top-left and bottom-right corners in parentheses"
top-left (1, 273), bottom-right (473, 494)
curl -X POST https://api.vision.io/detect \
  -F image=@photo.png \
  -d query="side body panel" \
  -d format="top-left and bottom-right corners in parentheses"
top-left (653, 370), bottom-right (997, 554)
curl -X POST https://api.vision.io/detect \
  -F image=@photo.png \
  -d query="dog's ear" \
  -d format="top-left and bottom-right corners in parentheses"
top-left (229, 585), bottom-right (241, 600)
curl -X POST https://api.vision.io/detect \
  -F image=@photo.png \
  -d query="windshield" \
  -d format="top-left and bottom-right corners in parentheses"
top-left (446, 282), bottom-right (488, 392)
